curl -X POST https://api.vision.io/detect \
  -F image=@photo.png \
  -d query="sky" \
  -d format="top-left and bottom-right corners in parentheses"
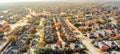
top-left (0, 0), bottom-right (119, 3)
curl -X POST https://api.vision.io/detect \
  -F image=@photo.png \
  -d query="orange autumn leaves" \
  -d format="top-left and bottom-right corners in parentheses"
top-left (8, 35), bottom-right (18, 41)
top-left (52, 22), bottom-right (62, 28)
top-left (29, 27), bottom-right (37, 34)
top-left (0, 22), bottom-right (10, 32)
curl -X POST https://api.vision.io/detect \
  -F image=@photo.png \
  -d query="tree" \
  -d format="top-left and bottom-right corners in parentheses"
top-left (29, 27), bottom-right (37, 34)
top-left (37, 39), bottom-right (45, 47)
top-left (26, 38), bottom-right (32, 45)
top-left (8, 35), bottom-right (17, 42)
top-left (0, 28), bottom-right (4, 39)
top-left (52, 22), bottom-right (62, 28)
top-left (45, 47), bottom-right (53, 54)
top-left (56, 40), bottom-right (62, 45)
top-left (60, 33), bottom-right (65, 38)
top-left (34, 47), bottom-right (46, 54)
top-left (0, 28), bottom-right (4, 33)
top-left (74, 22), bottom-right (80, 28)
top-left (106, 23), bottom-right (111, 27)
top-left (3, 21), bottom-right (10, 31)
top-left (8, 35), bottom-right (17, 46)
top-left (27, 34), bottom-right (35, 38)
top-left (116, 23), bottom-right (120, 30)
top-left (35, 20), bottom-right (40, 25)
top-left (34, 47), bottom-right (54, 54)
top-left (19, 45), bottom-right (30, 53)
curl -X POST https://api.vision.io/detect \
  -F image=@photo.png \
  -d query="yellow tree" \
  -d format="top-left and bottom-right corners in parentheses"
top-left (8, 35), bottom-right (17, 42)
top-left (37, 39), bottom-right (45, 47)
top-left (3, 21), bottom-right (10, 32)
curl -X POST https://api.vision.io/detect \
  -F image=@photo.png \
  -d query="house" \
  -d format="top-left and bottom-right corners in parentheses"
top-left (87, 33), bottom-right (95, 39)
top-left (7, 46), bottom-right (19, 54)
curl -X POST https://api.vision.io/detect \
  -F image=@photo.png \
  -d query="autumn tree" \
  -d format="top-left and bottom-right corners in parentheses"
top-left (8, 35), bottom-right (17, 46)
top-left (29, 27), bottom-right (37, 34)
top-left (19, 45), bottom-right (30, 53)
top-left (8, 35), bottom-right (17, 42)
top-left (0, 28), bottom-right (4, 39)
top-left (3, 21), bottom-right (11, 31)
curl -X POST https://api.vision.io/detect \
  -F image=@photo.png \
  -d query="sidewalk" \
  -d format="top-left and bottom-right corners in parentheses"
top-left (65, 19), bottom-right (101, 54)
top-left (0, 37), bottom-right (8, 52)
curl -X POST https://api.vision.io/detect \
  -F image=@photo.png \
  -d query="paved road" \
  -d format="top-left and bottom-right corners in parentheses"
top-left (65, 19), bottom-right (101, 54)
top-left (0, 8), bottom-right (39, 54)
top-left (0, 15), bottom-right (29, 54)
top-left (53, 17), bottom-right (65, 44)
top-left (17, 8), bottom-right (37, 46)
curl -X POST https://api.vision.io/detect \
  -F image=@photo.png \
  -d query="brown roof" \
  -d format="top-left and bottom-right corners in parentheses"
top-left (115, 34), bottom-right (120, 39)
top-left (116, 40), bottom-right (120, 46)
